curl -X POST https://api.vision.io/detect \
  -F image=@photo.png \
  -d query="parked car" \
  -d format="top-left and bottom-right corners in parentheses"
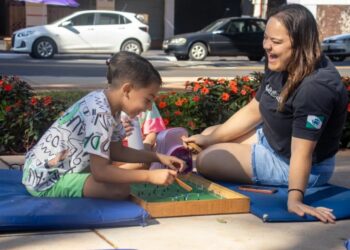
top-left (162, 17), bottom-right (266, 61)
top-left (322, 33), bottom-right (350, 62)
top-left (11, 10), bottom-right (151, 59)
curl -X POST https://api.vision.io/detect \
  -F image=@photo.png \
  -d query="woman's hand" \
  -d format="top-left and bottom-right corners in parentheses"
top-left (157, 153), bottom-right (186, 172)
top-left (147, 169), bottom-right (177, 185)
top-left (288, 199), bottom-right (336, 223)
top-left (182, 134), bottom-right (211, 152)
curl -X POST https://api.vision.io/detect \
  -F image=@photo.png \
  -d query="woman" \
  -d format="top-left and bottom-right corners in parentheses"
top-left (183, 4), bottom-right (348, 223)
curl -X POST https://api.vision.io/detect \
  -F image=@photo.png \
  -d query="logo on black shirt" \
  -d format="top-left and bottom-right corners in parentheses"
top-left (265, 84), bottom-right (281, 103)
top-left (306, 115), bottom-right (324, 129)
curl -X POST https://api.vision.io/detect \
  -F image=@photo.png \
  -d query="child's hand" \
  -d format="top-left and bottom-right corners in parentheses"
top-left (143, 132), bottom-right (157, 149)
top-left (157, 153), bottom-right (186, 172)
top-left (148, 169), bottom-right (177, 186)
top-left (121, 118), bottom-right (134, 137)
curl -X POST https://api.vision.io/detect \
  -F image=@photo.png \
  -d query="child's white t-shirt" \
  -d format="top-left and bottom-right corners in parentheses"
top-left (22, 90), bottom-right (125, 192)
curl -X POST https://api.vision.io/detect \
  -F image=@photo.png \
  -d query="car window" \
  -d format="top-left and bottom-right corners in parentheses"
top-left (202, 19), bottom-right (226, 32)
top-left (70, 13), bottom-right (95, 26)
top-left (250, 20), bottom-right (265, 32)
top-left (225, 21), bottom-right (245, 34)
top-left (96, 13), bottom-right (131, 25)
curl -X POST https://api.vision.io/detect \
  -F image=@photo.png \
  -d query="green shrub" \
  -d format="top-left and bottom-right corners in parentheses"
top-left (156, 73), bottom-right (263, 134)
top-left (0, 75), bottom-right (67, 154)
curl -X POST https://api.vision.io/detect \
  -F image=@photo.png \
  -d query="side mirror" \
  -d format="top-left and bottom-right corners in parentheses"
top-left (60, 20), bottom-right (73, 27)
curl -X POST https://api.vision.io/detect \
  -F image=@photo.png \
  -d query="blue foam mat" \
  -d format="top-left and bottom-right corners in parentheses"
top-left (0, 170), bottom-right (148, 232)
top-left (219, 181), bottom-right (350, 222)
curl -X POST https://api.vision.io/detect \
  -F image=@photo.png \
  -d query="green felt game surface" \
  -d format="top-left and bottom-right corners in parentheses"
top-left (131, 181), bottom-right (223, 202)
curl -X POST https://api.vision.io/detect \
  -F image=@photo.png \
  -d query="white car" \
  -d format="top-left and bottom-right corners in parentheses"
top-left (322, 33), bottom-right (350, 62)
top-left (11, 10), bottom-right (151, 59)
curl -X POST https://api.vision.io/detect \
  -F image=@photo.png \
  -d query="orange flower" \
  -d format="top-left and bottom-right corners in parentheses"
top-left (31, 97), bottom-right (38, 105)
top-left (201, 87), bottom-right (209, 95)
top-left (5, 106), bottom-right (11, 112)
top-left (43, 96), bottom-right (52, 106)
top-left (174, 110), bottom-right (182, 116)
top-left (192, 95), bottom-right (200, 102)
top-left (243, 85), bottom-right (252, 93)
top-left (229, 81), bottom-right (238, 94)
top-left (175, 99), bottom-right (183, 107)
top-left (218, 78), bottom-right (226, 84)
top-left (240, 89), bottom-right (247, 96)
top-left (158, 101), bottom-right (167, 109)
top-left (187, 120), bottom-right (196, 129)
top-left (221, 92), bottom-right (230, 101)
top-left (163, 118), bottom-right (170, 126)
top-left (4, 84), bottom-right (12, 92)
top-left (242, 76), bottom-right (250, 82)
top-left (193, 83), bottom-right (201, 92)
top-left (181, 98), bottom-right (188, 104)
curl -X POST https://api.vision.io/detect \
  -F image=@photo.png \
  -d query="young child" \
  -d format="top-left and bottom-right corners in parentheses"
top-left (105, 58), bottom-right (167, 170)
top-left (117, 103), bottom-right (166, 170)
top-left (22, 51), bottom-right (185, 200)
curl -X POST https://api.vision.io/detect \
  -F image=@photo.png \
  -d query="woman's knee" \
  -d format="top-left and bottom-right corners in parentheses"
top-left (195, 148), bottom-right (213, 174)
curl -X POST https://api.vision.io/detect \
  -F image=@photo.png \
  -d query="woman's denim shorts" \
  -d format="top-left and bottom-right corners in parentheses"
top-left (251, 127), bottom-right (335, 187)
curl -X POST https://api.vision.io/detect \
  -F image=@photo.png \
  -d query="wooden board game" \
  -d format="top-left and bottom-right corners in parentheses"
top-left (130, 173), bottom-right (250, 218)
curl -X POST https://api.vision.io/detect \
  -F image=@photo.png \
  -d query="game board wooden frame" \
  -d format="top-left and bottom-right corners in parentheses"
top-left (130, 173), bottom-right (250, 218)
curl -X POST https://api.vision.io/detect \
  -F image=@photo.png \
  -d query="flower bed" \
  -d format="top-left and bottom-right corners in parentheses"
top-left (0, 76), bottom-right (66, 154)
top-left (155, 72), bottom-right (262, 134)
top-left (1, 73), bottom-right (350, 154)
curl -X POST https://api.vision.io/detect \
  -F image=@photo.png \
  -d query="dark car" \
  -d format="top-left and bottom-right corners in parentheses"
top-left (321, 33), bottom-right (350, 62)
top-left (163, 17), bottom-right (266, 61)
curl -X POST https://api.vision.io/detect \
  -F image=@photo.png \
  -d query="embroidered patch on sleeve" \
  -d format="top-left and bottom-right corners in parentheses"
top-left (306, 115), bottom-right (324, 129)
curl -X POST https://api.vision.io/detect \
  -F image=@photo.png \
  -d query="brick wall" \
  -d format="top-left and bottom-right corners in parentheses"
top-left (317, 5), bottom-right (350, 40)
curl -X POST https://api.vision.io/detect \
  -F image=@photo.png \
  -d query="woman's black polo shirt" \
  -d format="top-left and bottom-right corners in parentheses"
top-left (255, 56), bottom-right (348, 163)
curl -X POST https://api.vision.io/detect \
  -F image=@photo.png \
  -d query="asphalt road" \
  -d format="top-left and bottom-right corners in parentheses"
top-left (1, 50), bottom-right (350, 89)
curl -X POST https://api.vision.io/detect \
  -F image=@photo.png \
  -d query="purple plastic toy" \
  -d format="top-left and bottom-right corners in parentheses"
top-left (150, 127), bottom-right (193, 173)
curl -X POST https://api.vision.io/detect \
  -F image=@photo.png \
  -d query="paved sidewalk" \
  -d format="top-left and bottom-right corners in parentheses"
top-left (0, 151), bottom-right (350, 250)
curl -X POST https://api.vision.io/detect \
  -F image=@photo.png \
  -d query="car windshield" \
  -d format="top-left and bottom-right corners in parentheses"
top-left (201, 19), bottom-right (226, 32)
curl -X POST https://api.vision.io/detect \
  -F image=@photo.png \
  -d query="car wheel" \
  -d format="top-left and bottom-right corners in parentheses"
top-left (329, 55), bottom-right (346, 62)
top-left (175, 55), bottom-right (189, 61)
top-left (189, 42), bottom-right (207, 61)
top-left (32, 37), bottom-right (56, 59)
top-left (121, 40), bottom-right (142, 55)
top-left (248, 56), bottom-right (263, 61)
